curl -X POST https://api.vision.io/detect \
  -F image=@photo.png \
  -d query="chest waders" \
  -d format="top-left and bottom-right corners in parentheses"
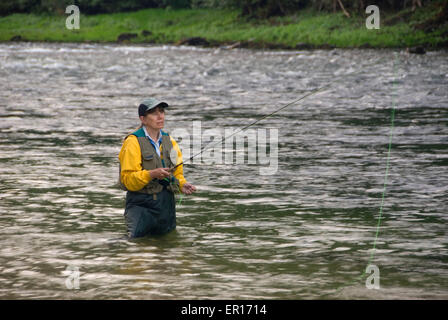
top-left (120, 128), bottom-right (181, 238)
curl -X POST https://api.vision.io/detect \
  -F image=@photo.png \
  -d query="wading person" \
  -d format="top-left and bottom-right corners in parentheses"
top-left (118, 98), bottom-right (196, 238)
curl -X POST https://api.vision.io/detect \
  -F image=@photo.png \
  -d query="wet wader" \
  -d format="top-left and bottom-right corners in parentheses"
top-left (121, 128), bottom-right (180, 238)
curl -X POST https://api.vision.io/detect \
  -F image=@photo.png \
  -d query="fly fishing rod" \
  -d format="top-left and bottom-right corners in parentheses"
top-left (169, 83), bottom-right (331, 172)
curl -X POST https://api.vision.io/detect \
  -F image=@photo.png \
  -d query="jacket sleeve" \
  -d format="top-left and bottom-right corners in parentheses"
top-left (169, 136), bottom-right (188, 190)
top-left (118, 135), bottom-right (152, 191)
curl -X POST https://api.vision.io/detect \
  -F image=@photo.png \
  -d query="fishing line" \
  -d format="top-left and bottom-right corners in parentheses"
top-left (324, 53), bottom-right (400, 297)
top-left (170, 83), bottom-right (332, 171)
top-left (170, 56), bottom-right (395, 173)
top-left (169, 63), bottom-right (390, 203)
top-left (170, 85), bottom-right (329, 204)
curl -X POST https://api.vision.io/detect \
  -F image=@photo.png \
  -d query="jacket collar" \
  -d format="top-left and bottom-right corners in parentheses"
top-left (142, 126), bottom-right (162, 145)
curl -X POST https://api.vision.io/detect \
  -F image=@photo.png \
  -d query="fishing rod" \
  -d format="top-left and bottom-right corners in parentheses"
top-left (169, 83), bottom-right (331, 172)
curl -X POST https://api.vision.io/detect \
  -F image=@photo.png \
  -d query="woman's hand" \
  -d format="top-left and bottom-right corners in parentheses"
top-left (181, 183), bottom-right (197, 195)
top-left (149, 168), bottom-right (171, 180)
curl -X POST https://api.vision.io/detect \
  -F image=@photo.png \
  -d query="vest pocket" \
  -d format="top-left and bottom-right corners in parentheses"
top-left (142, 154), bottom-right (156, 169)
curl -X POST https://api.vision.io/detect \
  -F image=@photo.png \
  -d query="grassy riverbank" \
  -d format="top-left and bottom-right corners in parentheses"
top-left (0, 6), bottom-right (447, 49)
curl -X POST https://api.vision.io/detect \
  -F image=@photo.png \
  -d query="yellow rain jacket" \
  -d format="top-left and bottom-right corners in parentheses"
top-left (119, 128), bottom-right (187, 192)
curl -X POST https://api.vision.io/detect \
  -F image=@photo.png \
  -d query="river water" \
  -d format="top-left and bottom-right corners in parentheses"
top-left (0, 43), bottom-right (447, 299)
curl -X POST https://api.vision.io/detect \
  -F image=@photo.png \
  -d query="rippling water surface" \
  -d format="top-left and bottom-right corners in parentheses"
top-left (0, 43), bottom-right (447, 299)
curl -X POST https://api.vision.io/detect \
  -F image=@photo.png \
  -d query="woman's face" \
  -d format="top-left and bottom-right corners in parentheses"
top-left (140, 106), bottom-right (165, 130)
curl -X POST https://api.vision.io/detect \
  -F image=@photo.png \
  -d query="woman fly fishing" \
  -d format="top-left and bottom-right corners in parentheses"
top-left (118, 98), bottom-right (196, 238)
top-left (117, 87), bottom-right (328, 238)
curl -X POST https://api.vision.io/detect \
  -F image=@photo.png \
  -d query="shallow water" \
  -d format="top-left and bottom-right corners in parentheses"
top-left (0, 43), bottom-right (447, 299)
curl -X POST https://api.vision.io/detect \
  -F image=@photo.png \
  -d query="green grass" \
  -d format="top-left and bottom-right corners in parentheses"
top-left (0, 7), bottom-right (446, 48)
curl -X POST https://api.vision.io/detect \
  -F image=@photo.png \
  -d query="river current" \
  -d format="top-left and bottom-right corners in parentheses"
top-left (0, 43), bottom-right (447, 299)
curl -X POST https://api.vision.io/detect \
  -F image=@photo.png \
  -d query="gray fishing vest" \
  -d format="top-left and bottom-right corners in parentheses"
top-left (118, 128), bottom-right (180, 196)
